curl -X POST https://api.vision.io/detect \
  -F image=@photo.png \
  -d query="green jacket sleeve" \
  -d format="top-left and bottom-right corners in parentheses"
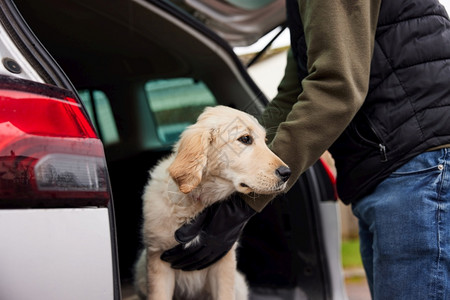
top-left (244, 0), bottom-right (381, 212)
top-left (258, 49), bottom-right (301, 143)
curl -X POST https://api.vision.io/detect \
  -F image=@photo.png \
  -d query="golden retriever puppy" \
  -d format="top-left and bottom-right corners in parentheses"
top-left (134, 106), bottom-right (290, 300)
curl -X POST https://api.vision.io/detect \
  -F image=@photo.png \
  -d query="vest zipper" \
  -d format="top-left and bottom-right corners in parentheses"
top-left (379, 144), bottom-right (388, 162)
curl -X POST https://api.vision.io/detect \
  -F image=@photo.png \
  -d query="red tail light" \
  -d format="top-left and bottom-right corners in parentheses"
top-left (0, 77), bottom-right (109, 208)
top-left (319, 158), bottom-right (339, 201)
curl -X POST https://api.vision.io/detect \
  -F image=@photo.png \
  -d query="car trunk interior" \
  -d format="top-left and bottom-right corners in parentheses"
top-left (14, 0), bottom-right (268, 282)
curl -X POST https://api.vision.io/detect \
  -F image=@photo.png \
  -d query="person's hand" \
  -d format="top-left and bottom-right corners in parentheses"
top-left (160, 193), bottom-right (256, 271)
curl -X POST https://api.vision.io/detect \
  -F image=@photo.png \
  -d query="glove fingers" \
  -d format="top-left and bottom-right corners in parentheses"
top-left (160, 244), bottom-right (186, 263)
top-left (160, 241), bottom-right (210, 269)
top-left (172, 249), bottom-right (216, 271)
top-left (162, 194), bottom-right (257, 271)
top-left (168, 246), bottom-right (211, 270)
top-left (175, 209), bottom-right (210, 243)
top-left (160, 244), bottom-right (230, 271)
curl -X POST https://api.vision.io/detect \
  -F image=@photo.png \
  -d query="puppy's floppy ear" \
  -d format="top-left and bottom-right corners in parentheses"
top-left (169, 125), bottom-right (214, 194)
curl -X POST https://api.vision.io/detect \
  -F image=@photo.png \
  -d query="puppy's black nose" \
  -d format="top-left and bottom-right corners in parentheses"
top-left (275, 166), bottom-right (291, 182)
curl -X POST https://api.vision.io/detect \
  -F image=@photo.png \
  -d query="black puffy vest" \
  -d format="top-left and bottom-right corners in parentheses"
top-left (287, 0), bottom-right (450, 204)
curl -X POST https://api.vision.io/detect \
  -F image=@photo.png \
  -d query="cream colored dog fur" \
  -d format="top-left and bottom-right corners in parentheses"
top-left (134, 106), bottom-right (289, 300)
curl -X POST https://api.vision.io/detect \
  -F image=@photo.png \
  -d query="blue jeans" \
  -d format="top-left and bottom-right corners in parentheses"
top-left (352, 148), bottom-right (450, 300)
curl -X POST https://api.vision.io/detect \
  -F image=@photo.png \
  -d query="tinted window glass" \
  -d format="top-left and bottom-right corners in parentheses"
top-left (78, 90), bottom-right (119, 145)
top-left (145, 78), bottom-right (217, 144)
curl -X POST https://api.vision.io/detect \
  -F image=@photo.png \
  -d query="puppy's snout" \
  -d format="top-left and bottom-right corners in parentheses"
top-left (275, 166), bottom-right (291, 183)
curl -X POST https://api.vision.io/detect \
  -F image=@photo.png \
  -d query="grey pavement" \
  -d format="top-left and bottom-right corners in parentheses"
top-left (346, 280), bottom-right (371, 300)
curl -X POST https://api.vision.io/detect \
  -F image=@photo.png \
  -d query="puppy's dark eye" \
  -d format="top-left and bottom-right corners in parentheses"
top-left (238, 135), bottom-right (253, 145)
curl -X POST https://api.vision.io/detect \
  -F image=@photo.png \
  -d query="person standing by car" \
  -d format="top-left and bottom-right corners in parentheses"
top-left (162, 0), bottom-right (450, 298)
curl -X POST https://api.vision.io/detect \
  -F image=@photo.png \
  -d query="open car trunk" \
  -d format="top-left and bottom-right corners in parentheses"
top-left (13, 0), bottom-right (346, 298)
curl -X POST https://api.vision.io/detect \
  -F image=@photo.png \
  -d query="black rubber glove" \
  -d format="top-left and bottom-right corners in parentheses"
top-left (160, 193), bottom-right (256, 271)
